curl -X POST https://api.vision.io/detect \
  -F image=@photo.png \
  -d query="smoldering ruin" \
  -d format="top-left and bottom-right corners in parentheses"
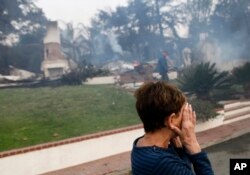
top-left (0, 0), bottom-right (249, 89)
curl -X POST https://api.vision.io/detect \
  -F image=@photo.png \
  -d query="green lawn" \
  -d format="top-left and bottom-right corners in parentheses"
top-left (0, 85), bottom-right (140, 152)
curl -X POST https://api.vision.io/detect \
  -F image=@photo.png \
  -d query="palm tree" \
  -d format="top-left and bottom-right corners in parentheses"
top-left (177, 62), bottom-right (231, 100)
top-left (232, 62), bottom-right (250, 98)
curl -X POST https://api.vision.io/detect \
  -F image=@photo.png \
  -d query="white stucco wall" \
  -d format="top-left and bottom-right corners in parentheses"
top-left (0, 129), bottom-right (144, 175)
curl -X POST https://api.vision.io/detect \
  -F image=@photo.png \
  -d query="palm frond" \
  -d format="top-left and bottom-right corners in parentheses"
top-left (178, 61), bottom-right (232, 100)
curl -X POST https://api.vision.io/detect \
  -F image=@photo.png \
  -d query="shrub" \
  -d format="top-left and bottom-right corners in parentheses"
top-left (232, 62), bottom-right (250, 98)
top-left (61, 62), bottom-right (110, 85)
top-left (211, 85), bottom-right (244, 101)
top-left (61, 69), bottom-right (84, 85)
top-left (189, 98), bottom-right (218, 122)
top-left (177, 62), bottom-right (232, 101)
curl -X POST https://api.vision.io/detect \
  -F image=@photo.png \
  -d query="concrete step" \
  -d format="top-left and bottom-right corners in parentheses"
top-left (224, 113), bottom-right (250, 124)
top-left (224, 106), bottom-right (250, 120)
top-left (225, 104), bottom-right (250, 112)
top-left (224, 101), bottom-right (250, 112)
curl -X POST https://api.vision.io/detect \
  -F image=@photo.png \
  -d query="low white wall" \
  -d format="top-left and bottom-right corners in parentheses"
top-left (0, 129), bottom-right (144, 175)
top-left (195, 114), bottom-right (224, 132)
top-left (121, 82), bottom-right (144, 89)
top-left (84, 76), bottom-right (119, 85)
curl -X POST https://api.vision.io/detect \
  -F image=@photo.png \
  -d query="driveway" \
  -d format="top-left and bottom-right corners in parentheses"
top-left (205, 133), bottom-right (250, 175)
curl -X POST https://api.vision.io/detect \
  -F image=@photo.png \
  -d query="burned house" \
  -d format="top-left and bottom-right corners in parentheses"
top-left (41, 21), bottom-right (70, 78)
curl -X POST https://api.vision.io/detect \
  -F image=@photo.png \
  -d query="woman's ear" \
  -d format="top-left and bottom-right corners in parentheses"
top-left (165, 113), bottom-right (176, 128)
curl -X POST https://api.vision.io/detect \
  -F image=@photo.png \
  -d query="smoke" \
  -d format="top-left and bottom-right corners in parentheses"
top-left (192, 9), bottom-right (250, 71)
top-left (214, 42), bottom-right (246, 71)
top-left (106, 30), bottom-right (123, 54)
top-left (195, 34), bottom-right (249, 71)
top-left (91, 0), bottom-right (250, 67)
top-left (93, 34), bottom-right (106, 55)
top-left (92, 27), bottom-right (124, 64)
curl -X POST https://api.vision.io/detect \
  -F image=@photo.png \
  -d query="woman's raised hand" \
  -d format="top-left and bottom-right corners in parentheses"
top-left (170, 103), bottom-right (201, 154)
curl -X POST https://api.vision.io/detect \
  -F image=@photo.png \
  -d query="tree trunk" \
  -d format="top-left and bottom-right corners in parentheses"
top-left (155, 0), bottom-right (164, 39)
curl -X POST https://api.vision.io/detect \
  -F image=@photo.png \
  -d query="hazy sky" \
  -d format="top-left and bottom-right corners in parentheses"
top-left (35, 0), bottom-right (128, 26)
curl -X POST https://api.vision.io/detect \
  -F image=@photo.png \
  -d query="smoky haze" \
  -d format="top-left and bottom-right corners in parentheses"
top-left (76, 0), bottom-right (250, 71)
top-left (1, 0), bottom-right (250, 73)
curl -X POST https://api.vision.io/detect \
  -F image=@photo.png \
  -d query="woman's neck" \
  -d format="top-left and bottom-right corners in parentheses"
top-left (138, 129), bottom-right (172, 148)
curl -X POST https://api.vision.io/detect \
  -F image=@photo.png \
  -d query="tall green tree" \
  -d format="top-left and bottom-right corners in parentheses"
top-left (0, 0), bottom-right (46, 43)
top-left (0, 0), bottom-right (47, 74)
top-left (89, 0), bottom-right (187, 62)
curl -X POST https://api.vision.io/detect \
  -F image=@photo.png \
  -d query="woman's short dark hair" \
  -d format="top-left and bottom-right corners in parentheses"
top-left (134, 81), bottom-right (186, 132)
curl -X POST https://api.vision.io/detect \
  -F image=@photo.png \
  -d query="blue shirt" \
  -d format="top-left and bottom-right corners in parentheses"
top-left (131, 136), bottom-right (214, 175)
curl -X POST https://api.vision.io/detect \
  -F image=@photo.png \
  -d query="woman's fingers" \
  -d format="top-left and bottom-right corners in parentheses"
top-left (189, 104), bottom-right (193, 121)
top-left (171, 137), bottom-right (183, 148)
top-left (171, 103), bottom-right (197, 141)
top-left (182, 103), bottom-right (189, 122)
top-left (193, 111), bottom-right (196, 125)
top-left (186, 103), bottom-right (196, 124)
top-left (170, 123), bottom-right (182, 136)
top-left (179, 103), bottom-right (185, 121)
top-left (175, 103), bottom-right (201, 154)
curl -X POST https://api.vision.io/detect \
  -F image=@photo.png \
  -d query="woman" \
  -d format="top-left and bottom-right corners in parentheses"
top-left (131, 81), bottom-right (214, 175)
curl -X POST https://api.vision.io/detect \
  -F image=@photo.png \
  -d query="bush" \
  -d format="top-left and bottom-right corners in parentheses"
top-left (177, 62), bottom-right (232, 101)
top-left (189, 98), bottom-right (218, 122)
top-left (61, 62), bottom-right (110, 85)
top-left (232, 62), bottom-right (250, 98)
top-left (211, 85), bottom-right (244, 101)
top-left (61, 69), bottom-right (84, 85)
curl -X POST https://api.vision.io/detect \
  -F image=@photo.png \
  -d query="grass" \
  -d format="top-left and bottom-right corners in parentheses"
top-left (0, 85), bottom-right (140, 152)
